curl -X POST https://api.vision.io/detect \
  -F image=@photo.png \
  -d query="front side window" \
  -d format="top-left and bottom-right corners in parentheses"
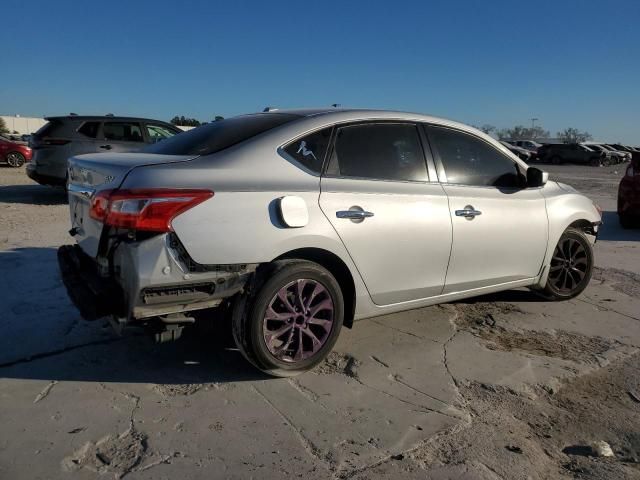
top-left (427, 126), bottom-right (522, 188)
top-left (283, 127), bottom-right (332, 174)
top-left (146, 124), bottom-right (177, 143)
top-left (327, 123), bottom-right (428, 182)
top-left (103, 122), bottom-right (144, 142)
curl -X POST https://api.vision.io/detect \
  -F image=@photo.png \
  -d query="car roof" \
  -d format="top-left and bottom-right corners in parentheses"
top-left (44, 115), bottom-right (173, 123)
top-left (249, 107), bottom-right (483, 134)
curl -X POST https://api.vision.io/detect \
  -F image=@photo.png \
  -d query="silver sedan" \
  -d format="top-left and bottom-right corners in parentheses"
top-left (59, 109), bottom-right (602, 376)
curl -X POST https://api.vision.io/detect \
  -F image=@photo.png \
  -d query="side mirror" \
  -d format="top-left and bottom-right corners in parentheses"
top-left (527, 167), bottom-right (548, 187)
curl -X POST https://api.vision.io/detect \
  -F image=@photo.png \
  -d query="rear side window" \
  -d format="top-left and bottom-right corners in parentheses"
top-left (77, 121), bottom-right (100, 138)
top-left (145, 113), bottom-right (301, 156)
top-left (104, 122), bottom-right (144, 142)
top-left (326, 123), bottom-right (428, 182)
top-left (427, 126), bottom-right (522, 188)
top-left (283, 127), bottom-right (332, 174)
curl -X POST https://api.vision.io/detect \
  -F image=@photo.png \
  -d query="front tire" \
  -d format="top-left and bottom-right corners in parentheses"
top-left (550, 155), bottom-right (562, 165)
top-left (6, 152), bottom-right (25, 168)
top-left (232, 260), bottom-right (344, 377)
top-left (543, 228), bottom-right (594, 300)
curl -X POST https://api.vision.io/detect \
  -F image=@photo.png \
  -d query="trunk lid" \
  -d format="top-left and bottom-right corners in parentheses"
top-left (67, 152), bottom-right (198, 257)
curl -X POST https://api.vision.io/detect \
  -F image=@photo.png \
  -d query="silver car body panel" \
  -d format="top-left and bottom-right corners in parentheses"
top-left (319, 178), bottom-right (452, 305)
top-left (64, 109), bottom-right (601, 323)
top-left (440, 184), bottom-right (548, 293)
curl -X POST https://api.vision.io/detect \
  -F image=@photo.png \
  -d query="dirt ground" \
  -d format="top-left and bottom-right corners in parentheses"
top-left (1, 163), bottom-right (639, 479)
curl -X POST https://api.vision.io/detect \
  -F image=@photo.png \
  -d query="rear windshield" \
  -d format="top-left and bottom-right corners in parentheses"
top-left (33, 120), bottom-right (63, 138)
top-left (144, 113), bottom-right (301, 156)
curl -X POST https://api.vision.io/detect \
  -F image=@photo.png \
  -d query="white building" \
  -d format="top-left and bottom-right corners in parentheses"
top-left (0, 115), bottom-right (47, 135)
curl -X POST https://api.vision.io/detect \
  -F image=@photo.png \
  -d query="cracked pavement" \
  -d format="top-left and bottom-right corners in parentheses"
top-left (1, 165), bottom-right (639, 479)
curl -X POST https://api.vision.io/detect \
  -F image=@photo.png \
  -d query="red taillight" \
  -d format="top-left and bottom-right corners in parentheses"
top-left (89, 189), bottom-right (213, 232)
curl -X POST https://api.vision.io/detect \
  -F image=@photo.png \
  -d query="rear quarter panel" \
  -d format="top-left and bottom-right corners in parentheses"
top-left (119, 140), bottom-right (373, 312)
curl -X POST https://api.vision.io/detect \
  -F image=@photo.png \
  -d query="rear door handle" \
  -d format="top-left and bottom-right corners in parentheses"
top-left (336, 210), bottom-right (374, 220)
top-left (99, 144), bottom-right (112, 150)
top-left (455, 205), bottom-right (482, 219)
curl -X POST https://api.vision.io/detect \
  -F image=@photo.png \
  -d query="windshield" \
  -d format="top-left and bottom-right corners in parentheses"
top-left (145, 113), bottom-right (301, 156)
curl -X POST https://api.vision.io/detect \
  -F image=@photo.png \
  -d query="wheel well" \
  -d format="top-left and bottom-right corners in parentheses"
top-left (274, 248), bottom-right (356, 328)
top-left (568, 219), bottom-right (597, 236)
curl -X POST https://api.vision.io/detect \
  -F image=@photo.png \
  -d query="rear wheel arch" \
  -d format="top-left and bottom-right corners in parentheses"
top-left (272, 248), bottom-right (356, 328)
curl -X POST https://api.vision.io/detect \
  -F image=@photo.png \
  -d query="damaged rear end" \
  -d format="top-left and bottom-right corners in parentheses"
top-left (59, 152), bottom-right (256, 329)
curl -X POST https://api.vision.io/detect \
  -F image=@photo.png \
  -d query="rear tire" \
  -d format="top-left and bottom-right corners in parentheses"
top-left (232, 260), bottom-right (344, 377)
top-left (6, 152), bottom-right (25, 168)
top-left (543, 228), bottom-right (594, 300)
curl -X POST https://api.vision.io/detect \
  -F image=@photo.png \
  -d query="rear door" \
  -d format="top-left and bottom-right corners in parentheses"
top-left (101, 121), bottom-right (146, 153)
top-left (425, 125), bottom-right (548, 293)
top-left (319, 122), bottom-right (452, 305)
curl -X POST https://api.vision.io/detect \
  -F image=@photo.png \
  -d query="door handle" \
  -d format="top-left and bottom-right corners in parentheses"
top-left (99, 144), bottom-right (112, 150)
top-left (336, 210), bottom-right (374, 220)
top-left (455, 205), bottom-right (482, 219)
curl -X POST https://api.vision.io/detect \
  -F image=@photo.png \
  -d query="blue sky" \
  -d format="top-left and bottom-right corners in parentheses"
top-left (1, 0), bottom-right (639, 143)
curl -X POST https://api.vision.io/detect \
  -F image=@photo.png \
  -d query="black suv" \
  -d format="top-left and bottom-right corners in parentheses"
top-left (27, 115), bottom-right (182, 186)
top-left (537, 143), bottom-right (607, 166)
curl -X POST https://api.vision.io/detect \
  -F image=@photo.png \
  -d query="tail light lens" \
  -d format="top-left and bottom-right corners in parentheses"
top-left (90, 189), bottom-right (213, 232)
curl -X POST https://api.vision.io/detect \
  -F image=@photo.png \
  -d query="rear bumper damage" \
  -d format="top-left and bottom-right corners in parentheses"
top-left (58, 234), bottom-right (257, 323)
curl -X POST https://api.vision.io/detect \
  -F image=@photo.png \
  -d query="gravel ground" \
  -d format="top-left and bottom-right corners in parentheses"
top-left (0, 162), bottom-right (639, 479)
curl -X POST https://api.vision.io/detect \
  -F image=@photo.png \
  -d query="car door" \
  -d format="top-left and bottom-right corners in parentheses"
top-left (319, 122), bottom-right (452, 306)
top-left (101, 121), bottom-right (146, 153)
top-left (425, 125), bottom-right (548, 294)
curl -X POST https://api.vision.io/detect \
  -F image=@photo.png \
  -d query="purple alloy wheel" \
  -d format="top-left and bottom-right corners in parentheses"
top-left (262, 278), bottom-right (335, 363)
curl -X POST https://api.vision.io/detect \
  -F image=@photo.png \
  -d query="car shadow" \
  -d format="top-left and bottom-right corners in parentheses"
top-left (0, 184), bottom-right (67, 205)
top-left (597, 211), bottom-right (640, 241)
top-left (0, 246), bottom-right (269, 385)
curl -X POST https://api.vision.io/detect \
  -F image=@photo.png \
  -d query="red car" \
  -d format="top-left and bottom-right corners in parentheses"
top-left (0, 135), bottom-right (32, 167)
top-left (618, 152), bottom-right (640, 228)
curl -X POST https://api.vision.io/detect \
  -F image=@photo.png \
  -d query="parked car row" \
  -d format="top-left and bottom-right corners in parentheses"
top-left (3, 133), bottom-right (31, 143)
top-left (503, 139), bottom-right (637, 167)
top-left (537, 143), bottom-right (634, 166)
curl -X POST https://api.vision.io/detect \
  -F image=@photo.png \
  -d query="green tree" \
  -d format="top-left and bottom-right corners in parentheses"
top-left (557, 128), bottom-right (593, 143)
top-left (170, 115), bottom-right (201, 127)
top-left (0, 117), bottom-right (8, 135)
top-left (497, 125), bottom-right (549, 140)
